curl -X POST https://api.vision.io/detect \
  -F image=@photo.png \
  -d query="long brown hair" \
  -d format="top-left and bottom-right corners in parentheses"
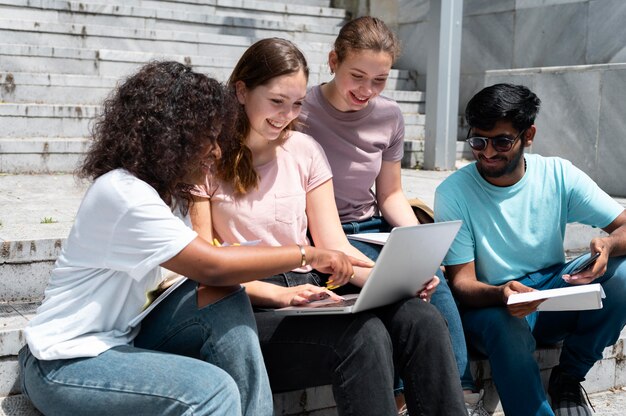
top-left (217, 38), bottom-right (309, 194)
top-left (333, 16), bottom-right (401, 64)
top-left (79, 60), bottom-right (237, 214)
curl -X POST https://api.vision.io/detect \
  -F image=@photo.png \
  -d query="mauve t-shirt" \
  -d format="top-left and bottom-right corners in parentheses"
top-left (299, 84), bottom-right (404, 222)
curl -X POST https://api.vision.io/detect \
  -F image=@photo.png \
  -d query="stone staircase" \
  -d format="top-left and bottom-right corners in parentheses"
top-left (1, 1), bottom-right (625, 415)
top-left (0, 0), bottom-right (423, 414)
top-left (0, 0), bottom-right (425, 174)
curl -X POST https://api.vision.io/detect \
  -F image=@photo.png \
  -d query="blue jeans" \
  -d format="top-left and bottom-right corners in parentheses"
top-left (19, 280), bottom-right (273, 416)
top-left (342, 216), bottom-right (475, 391)
top-left (462, 254), bottom-right (626, 416)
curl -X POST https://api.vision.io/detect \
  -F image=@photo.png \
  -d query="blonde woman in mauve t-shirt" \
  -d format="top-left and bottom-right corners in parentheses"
top-left (298, 16), bottom-right (485, 415)
top-left (193, 38), bottom-right (466, 416)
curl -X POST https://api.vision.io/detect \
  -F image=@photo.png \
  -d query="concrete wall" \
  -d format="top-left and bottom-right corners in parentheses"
top-left (343, 0), bottom-right (626, 195)
top-left (396, 0), bottom-right (626, 112)
top-left (485, 63), bottom-right (626, 197)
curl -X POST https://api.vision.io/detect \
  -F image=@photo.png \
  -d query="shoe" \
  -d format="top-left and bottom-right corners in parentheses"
top-left (548, 367), bottom-right (593, 416)
top-left (398, 404), bottom-right (408, 416)
top-left (465, 389), bottom-right (490, 416)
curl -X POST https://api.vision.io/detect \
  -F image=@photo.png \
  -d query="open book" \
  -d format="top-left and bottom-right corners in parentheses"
top-left (507, 283), bottom-right (605, 311)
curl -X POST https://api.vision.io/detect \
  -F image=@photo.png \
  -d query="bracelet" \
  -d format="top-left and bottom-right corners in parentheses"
top-left (297, 244), bottom-right (307, 267)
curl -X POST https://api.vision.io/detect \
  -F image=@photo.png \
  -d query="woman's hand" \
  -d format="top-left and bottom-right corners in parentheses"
top-left (276, 284), bottom-right (344, 308)
top-left (417, 275), bottom-right (439, 302)
top-left (307, 247), bottom-right (374, 288)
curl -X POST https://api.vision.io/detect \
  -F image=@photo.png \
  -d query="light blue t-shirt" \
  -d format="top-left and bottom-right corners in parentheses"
top-left (434, 154), bottom-right (623, 285)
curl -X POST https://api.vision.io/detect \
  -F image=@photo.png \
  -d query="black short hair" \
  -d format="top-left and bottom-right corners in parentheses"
top-left (465, 83), bottom-right (541, 132)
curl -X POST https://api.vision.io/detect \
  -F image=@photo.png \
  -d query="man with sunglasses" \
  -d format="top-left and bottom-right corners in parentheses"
top-left (434, 83), bottom-right (626, 416)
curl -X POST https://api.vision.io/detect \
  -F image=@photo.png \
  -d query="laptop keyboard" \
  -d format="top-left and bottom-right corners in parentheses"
top-left (309, 297), bottom-right (358, 308)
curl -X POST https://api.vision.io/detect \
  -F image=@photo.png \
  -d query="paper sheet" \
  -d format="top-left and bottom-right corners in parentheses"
top-left (507, 283), bottom-right (605, 311)
top-left (346, 232), bottom-right (390, 245)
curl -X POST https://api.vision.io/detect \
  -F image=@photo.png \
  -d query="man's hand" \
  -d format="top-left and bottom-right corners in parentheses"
top-left (502, 280), bottom-right (543, 318)
top-left (563, 239), bottom-right (610, 285)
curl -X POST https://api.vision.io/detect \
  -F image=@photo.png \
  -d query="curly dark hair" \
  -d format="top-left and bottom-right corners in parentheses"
top-left (79, 61), bottom-right (238, 213)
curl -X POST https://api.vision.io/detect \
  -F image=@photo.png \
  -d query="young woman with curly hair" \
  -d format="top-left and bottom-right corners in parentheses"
top-left (19, 60), bottom-right (364, 416)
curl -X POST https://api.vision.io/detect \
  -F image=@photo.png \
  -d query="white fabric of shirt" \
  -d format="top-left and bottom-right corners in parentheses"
top-left (25, 169), bottom-right (197, 360)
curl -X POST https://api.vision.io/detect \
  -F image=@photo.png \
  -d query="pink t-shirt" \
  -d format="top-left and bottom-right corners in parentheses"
top-left (299, 84), bottom-right (405, 222)
top-left (202, 131), bottom-right (332, 271)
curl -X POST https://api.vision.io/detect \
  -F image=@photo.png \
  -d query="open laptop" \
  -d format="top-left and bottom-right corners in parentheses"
top-left (273, 220), bottom-right (462, 315)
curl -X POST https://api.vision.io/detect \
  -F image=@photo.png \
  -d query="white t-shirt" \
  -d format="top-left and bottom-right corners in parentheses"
top-left (25, 169), bottom-right (197, 360)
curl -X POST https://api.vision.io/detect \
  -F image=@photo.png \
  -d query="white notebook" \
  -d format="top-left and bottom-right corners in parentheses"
top-left (346, 232), bottom-right (390, 245)
top-left (507, 283), bottom-right (605, 311)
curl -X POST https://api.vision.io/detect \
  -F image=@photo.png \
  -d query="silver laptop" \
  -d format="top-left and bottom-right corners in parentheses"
top-left (273, 220), bottom-right (462, 315)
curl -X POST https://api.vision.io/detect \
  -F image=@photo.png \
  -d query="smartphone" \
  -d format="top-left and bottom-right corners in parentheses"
top-left (570, 252), bottom-right (601, 275)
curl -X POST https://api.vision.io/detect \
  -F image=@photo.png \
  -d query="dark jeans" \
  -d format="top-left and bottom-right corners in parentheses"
top-left (462, 255), bottom-right (626, 416)
top-left (342, 216), bottom-right (475, 391)
top-left (255, 271), bottom-right (466, 416)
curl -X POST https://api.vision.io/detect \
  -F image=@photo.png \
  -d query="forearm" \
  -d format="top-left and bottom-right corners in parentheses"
top-left (162, 241), bottom-right (306, 286)
top-left (598, 210), bottom-right (626, 257)
top-left (378, 191), bottom-right (418, 227)
top-left (243, 280), bottom-right (286, 308)
top-left (603, 225), bottom-right (626, 257)
top-left (450, 278), bottom-right (505, 308)
top-left (446, 262), bottom-right (506, 308)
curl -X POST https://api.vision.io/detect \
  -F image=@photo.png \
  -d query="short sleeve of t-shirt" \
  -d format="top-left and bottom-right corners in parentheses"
top-left (25, 169), bottom-right (198, 360)
top-left (62, 170), bottom-right (197, 280)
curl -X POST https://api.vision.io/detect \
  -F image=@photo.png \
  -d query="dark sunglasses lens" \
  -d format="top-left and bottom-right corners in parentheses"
top-left (468, 137), bottom-right (487, 150)
top-left (492, 137), bottom-right (514, 152)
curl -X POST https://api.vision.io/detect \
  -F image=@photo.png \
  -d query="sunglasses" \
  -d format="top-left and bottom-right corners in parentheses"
top-left (466, 128), bottom-right (526, 152)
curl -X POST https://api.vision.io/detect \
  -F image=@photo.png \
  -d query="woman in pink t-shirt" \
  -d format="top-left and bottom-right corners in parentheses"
top-left (195, 38), bottom-right (466, 416)
top-left (298, 16), bottom-right (484, 414)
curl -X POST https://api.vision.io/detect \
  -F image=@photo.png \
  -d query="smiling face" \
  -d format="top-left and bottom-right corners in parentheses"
top-left (470, 120), bottom-right (534, 186)
top-left (326, 49), bottom-right (393, 112)
top-left (236, 69), bottom-right (308, 144)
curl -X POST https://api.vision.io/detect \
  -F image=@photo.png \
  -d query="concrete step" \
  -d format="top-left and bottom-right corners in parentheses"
top-left (0, 16), bottom-right (339, 66)
top-left (0, 306), bottom-right (623, 414)
top-left (0, 44), bottom-right (417, 87)
top-left (0, 103), bottom-right (96, 138)
top-left (0, 0), bottom-right (343, 43)
top-left (0, 0), bottom-right (348, 27)
top-left (1, 173), bottom-right (621, 303)
top-left (0, 69), bottom-right (418, 106)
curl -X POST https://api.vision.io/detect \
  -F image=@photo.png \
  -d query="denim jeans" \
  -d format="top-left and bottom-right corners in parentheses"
top-left (462, 254), bottom-right (626, 416)
top-left (256, 271), bottom-right (467, 416)
top-left (20, 280), bottom-right (273, 416)
top-left (342, 217), bottom-right (475, 391)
